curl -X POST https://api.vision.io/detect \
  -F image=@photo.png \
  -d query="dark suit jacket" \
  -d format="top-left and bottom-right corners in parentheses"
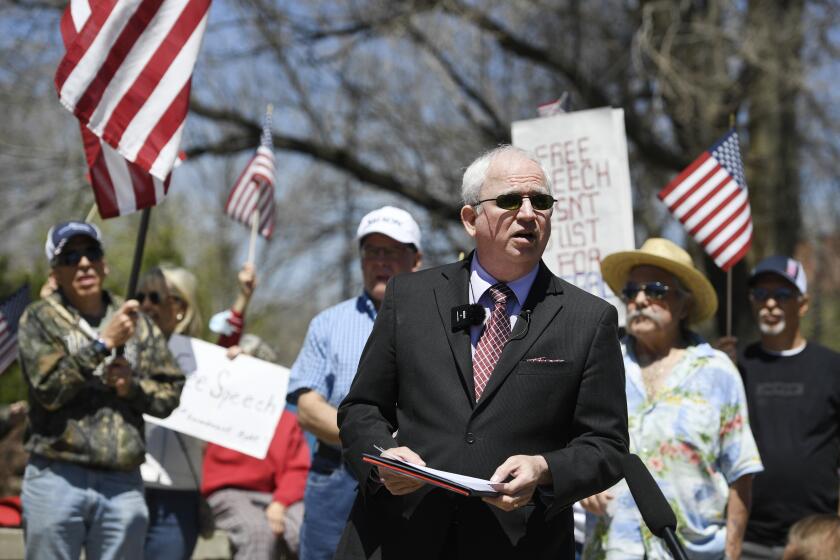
top-left (336, 257), bottom-right (628, 559)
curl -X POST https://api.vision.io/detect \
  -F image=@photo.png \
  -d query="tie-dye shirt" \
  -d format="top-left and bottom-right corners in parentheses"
top-left (584, 335), bottom-right (763, 560)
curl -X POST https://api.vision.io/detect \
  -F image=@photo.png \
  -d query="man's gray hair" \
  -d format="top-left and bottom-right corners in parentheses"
top-left (461, 145), bottom-right (552, 208)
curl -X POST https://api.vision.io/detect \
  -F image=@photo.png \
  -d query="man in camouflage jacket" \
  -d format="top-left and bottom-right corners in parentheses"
top-left (18, 221), bottom-right (184, 560)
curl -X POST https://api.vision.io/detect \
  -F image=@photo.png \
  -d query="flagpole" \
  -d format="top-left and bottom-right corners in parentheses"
top-left (725, 112), bottom-right (736, 338)
top-left (126, 207), bottom-right (152, 299)
top-left (247, 208), bottom-right (259, 266)
top-left (85, 204), bottom-right (98, 223)
top-left (113, 207), bottom-right (151, 357)
top-left (726, 269), bottom-right (733, 337)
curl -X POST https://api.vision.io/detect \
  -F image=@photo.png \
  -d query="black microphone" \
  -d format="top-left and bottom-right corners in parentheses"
top-left (510, 309), bottom-right (531, 340)
top-left (451, 304), bottom-right (486, 332)
top-left (621, 453), bottom-right (689, 560)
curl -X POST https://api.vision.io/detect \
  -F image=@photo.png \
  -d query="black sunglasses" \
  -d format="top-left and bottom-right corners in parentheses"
top-left (621, 281), bottom-right (673, 301)
top-left (135, 291), bottom-right (163, 305)
top-left (53, 246), bottom-right (104, 267)
top-left (749, 287), bottom-right (797, 303)
top-left (477, 193), bottom-right (556, 211)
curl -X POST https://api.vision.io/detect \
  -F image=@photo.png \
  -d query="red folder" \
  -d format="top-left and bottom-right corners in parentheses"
top-left (362, 453), bottom-right (501, 497)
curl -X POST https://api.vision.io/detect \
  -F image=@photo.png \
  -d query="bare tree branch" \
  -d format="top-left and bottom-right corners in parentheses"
top-left (187, 98), bottom-right (462, 222)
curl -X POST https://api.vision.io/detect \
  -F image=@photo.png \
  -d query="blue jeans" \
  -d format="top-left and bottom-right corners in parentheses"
top-left (299, 464), bottom-right (358, 560)
top-left (144, 488), bottom-right (200, 560)
top-left (21, 456), bottom-right (148, 560)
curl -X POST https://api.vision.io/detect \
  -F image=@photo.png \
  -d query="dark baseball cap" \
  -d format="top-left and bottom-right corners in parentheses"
top-left (45, 221), bottom-right (103, 264)
top-left (749, 255), bottom-right (807, 294)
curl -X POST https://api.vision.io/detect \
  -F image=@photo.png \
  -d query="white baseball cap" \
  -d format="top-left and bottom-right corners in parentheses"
top-left (356, 206), bottom-right (422, 251)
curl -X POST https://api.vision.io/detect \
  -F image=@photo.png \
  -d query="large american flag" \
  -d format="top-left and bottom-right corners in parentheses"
top-left (0, 285), bottom-right (30, 375)
top-left (55, 0), bottom-right (211, 218)
top-left (224, 111), bottom-right (276, 239)
top-left (658, 130), bottom-right (753, 271)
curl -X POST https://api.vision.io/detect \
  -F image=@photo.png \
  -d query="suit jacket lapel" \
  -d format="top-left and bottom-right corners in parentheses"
top-left (474, 263), bottom-right (565, 412)
top-left (434, 259), bottom-right (475, 406)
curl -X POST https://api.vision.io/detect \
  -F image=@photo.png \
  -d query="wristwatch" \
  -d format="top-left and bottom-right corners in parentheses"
top-left (92, 338), bottom-right (110, 356)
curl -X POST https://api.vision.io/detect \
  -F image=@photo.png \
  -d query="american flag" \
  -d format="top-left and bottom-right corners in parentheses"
top-left (537, 93), bottom-right (569, 118)
top-left (658, 130), bottom-right (753, 271)
top-left (55, 0), bottom-right (211, 218)
top-left (0, 285), bottom-right (30, 375)
top-left (224, 110), bottom-right (276, 239)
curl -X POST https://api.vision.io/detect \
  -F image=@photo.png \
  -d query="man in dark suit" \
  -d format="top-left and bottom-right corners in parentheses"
top-left (336, 145), bottom-right (629, 559)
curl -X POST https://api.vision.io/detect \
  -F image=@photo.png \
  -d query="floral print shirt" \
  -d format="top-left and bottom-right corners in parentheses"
top-left (584, 335), bottom-right (763, 560)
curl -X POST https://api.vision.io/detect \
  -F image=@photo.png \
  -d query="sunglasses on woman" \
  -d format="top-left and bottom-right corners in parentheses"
top-left (477, 193), bottom-right (556, 211)
top-left (135, 291), bottom-right (163, 305)
top-left (621, 281), bottom-right (673, 301)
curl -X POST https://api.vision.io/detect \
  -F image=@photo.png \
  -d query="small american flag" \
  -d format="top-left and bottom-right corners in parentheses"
top-left (224, 110), bottom-right (276, 239)
top-left (658, 130), bottom-right (753, 271)
top-left (537, 93), bottom-right (569, 118)
top-left (55, 0), bottom-right (211, 218)
top-left (0, 285), bottom-right (30, 375)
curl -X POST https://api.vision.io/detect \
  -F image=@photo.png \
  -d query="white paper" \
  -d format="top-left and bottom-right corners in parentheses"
top-left (144, 334), bottom-right (289, 459)
top-left (375, 448), bottom-right (503, 495)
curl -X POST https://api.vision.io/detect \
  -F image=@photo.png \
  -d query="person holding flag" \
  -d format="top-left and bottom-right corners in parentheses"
top-left (582, 238), bottom-right (763, 560)
top-left (17, 221), bottom-right (184, 559)
top-left (716, 257), bottom-right (840, 560)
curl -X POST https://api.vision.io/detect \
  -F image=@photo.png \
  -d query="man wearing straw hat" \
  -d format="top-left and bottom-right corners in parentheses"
top-left (582, 238), bottom-right (763, 560)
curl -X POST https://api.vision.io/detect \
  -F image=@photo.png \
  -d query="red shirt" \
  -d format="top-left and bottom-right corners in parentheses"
top-left (201, 410), bottom-right (310, 506)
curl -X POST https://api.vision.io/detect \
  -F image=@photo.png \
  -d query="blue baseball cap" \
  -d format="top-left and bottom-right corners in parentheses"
top-left (749, 255), bottom-right (807, 295)
top-left (45, 221), bottom-right (103, 264)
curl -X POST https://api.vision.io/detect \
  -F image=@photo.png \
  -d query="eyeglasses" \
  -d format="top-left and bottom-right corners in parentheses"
top-left (477, 193), bottom-right (556, 211)
top-left (361, 246), bottom-right (410, 260)
top-left (52, 246), bottom-right (104, 267)
top-left (135, 291), bottom-right (162, 305)
top-left (621, 281), bottom-right (673, 301)
top-left (749, 287), bottom-right (797, 303)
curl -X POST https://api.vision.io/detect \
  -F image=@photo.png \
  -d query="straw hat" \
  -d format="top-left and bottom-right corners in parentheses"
top-left (600, 238), bottom-right (718, 323)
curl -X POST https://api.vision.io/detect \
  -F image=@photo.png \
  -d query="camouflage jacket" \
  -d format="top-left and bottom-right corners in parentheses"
top-left (18, 290), bottom-right (185, 471)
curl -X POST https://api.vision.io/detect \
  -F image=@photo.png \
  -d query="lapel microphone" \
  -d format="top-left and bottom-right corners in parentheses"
top-left (451, 304), bottom-right (486, 332)
top-left (510, 309), bottom-right (532, 340)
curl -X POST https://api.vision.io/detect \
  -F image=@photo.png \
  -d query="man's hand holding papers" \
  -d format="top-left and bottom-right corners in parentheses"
top-left (377, 447), bottom-right (428, 495)
top-left (366, 447), bottom-right (521, 499)
top-left (482, 454), bottom-right (552, 512)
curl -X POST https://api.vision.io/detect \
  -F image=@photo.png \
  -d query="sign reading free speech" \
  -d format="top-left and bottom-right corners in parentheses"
top-left (144, 334), bottom-right (289, 459)
top-left (512, 106), bottom-right (635, 323)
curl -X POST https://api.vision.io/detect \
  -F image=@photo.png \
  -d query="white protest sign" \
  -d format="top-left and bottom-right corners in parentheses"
top-left (512, 107), bottom-right (635, 321)
top-left (144, 334), bottom-right (289, 459)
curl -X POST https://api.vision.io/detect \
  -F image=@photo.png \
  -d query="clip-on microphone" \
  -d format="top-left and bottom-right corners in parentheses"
top-left (510, 309), bottom-right (531, 340)
top-left (451, 304), bottom-right (486, 332)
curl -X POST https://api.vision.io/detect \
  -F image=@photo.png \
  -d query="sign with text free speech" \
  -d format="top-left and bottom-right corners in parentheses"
top-left (144, 334), bottom-right (289, 459)
top-left (512, 107), bottom-right (635, 323)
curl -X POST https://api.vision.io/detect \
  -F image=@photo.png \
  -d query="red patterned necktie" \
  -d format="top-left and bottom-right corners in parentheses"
top-left (473, 283), bottom-right (514, 401)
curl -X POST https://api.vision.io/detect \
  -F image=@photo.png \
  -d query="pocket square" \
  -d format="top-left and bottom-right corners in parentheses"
top-left (525, 357), bottom-right (565, 364)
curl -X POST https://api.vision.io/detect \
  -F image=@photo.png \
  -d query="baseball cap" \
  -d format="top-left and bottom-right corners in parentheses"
top-left (749, 255), bottom-right (807, 294)
top-left (356, 206), bottom-right (422, 251)
top-left (45, 221), bottom-right (103, 264)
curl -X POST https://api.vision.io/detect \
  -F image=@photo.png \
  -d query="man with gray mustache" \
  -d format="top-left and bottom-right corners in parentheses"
top-left (581, 238), bottom-right (762, 560)
top-left (718, 256), bottom-right (840, 560)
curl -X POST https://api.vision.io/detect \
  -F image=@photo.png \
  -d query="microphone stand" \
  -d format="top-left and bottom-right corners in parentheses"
top-left (663, 528), bottom-right (689, 560)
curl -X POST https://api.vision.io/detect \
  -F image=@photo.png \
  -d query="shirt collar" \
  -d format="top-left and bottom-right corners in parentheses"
top-left (469, 255), bottom-right (539, 306)
top-left (358, 291), bottom-right (378, 320)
